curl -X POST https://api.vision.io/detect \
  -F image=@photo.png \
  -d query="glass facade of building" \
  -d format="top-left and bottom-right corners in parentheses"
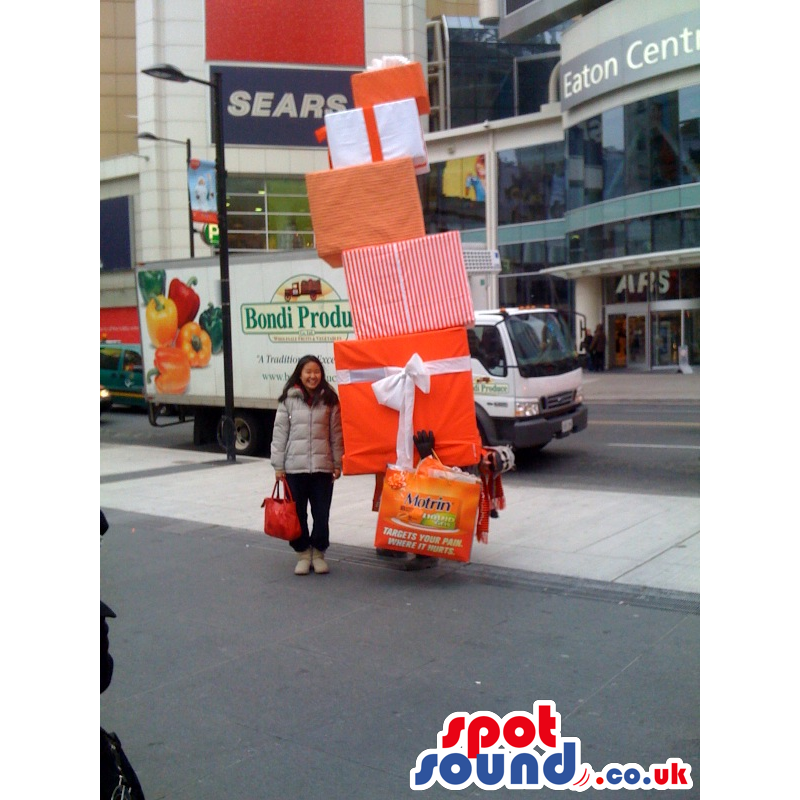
top-left (565, 85), bottom-right (700, 368)
top-left (565, 85), bottom-right (700, 261)
top-left (433, 17), bottom-right (562, 128)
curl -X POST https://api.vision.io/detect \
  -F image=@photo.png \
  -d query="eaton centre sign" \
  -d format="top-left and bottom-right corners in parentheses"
top-left (560, 10), bottom-right (699, 111)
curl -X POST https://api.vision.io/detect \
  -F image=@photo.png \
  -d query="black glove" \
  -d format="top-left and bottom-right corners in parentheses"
top-left (413, 430), bottom-right (435, 460)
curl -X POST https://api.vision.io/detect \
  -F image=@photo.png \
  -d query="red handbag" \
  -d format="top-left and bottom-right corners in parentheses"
top-left (261, 478), bottom-right (302, 541)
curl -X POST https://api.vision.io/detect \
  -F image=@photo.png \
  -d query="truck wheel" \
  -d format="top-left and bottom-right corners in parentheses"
top-left (217, 411), bottom-right (263, 457)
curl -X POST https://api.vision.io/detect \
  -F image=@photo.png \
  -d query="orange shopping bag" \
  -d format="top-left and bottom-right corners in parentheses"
top-left (375, 457), bottom-right (481, 563)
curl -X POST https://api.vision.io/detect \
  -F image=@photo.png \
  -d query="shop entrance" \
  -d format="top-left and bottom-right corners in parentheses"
top-left (627, 315), bottom-right (647, 368)
top-left (607, 313), bottom-right (647, 368)
top-left (609, 314), bottom-right (627, 368)
top-left (605, 305), bottom-right (700, 369)
top-left (603, 267), bottom-right (700, 370)
top-left (652, 310), bottom-right (681, 368)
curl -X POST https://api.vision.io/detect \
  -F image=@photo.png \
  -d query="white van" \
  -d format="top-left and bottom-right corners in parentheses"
top-left (469, 308), bottom-right (588, 450)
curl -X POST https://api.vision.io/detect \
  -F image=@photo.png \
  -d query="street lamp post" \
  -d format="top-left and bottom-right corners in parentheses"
top-left (137, 132), bottom-right (195, 258)
top-left (142, 64), bottom-right (236, 463)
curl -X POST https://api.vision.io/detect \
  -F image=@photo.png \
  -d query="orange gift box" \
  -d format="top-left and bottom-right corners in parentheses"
top-left (306, 157), bottom-right (425, 268)
top-left (333, 327), bottom-right (482, 475)
top-left (351, 60), bottom-right (431, 115)
top-left (375, 459), bottom-right (481, 563)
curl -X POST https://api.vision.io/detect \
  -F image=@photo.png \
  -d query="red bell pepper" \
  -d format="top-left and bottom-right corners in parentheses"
top-left (168, 276), bottom-right (201, 327)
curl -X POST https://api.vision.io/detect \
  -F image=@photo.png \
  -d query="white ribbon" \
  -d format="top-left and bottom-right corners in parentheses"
top-left (338, 353), bottom-right (471, 469)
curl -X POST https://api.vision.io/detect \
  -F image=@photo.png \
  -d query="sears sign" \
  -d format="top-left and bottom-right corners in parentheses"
top-left (219, 66), bottom-right (357, 147)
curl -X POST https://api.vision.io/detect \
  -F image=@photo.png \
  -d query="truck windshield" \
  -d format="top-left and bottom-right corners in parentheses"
top-left (505, 312), bottom-right (580, 377)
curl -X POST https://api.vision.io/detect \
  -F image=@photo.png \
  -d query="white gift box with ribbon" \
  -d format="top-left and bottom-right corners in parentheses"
top-left (323, 97), bottom-right (429, 174)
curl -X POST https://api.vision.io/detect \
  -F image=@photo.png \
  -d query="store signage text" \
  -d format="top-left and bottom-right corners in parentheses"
top-left (215, 66), bottom-right (356, 147)
top-left (228, 90), bottom-right (347, 120)
top-left (615, 271), bottom-right (670, 297)
top-left (241, 300), bottom-right (353, 338)
top-left (561, 11), bottom-right (699, 111)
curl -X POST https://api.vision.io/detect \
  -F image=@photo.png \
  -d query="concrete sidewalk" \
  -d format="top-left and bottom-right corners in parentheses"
top-left (580, 368), bottom-right (699, 403)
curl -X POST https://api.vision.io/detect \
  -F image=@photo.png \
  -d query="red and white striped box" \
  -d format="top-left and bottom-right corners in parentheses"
top-left (342, 231), bottom-right (474, 339)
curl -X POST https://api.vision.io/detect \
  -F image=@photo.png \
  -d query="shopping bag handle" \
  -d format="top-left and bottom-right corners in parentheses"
top-left (272, 476), bottom-right (294, 502)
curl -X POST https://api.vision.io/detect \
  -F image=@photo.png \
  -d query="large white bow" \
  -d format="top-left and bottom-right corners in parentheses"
top-left (369, 353), bottom-right (471, 469)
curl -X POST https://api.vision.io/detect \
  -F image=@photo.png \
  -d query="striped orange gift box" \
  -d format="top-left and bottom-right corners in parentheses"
top-left (342, 231), bottom-right (474, 339)
top-left (305, 157), bottom-right (425, 268)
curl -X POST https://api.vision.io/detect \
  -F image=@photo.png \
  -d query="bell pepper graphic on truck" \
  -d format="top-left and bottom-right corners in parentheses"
top-left (284, 279), bottom-right (322, 301)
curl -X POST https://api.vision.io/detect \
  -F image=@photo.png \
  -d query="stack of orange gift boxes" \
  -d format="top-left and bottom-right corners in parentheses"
top-left (305, 57), bottom-right (485, 562)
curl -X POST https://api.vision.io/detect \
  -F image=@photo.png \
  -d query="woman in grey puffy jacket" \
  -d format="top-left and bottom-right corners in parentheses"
top-left (271, 355), bottom-right (344, 575)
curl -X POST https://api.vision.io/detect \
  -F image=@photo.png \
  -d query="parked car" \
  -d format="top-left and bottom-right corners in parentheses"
top-left (100, 342), bottom-right (146, 409)
top-left (100, 385), bottom-right (112, 412)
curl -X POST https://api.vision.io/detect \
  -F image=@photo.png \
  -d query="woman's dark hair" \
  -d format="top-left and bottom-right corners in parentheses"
top-left (278, 354), bottom-right (339, 405)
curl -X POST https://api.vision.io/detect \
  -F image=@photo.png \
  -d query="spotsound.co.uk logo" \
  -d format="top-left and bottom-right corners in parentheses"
top-left (410, 702), bottom-right (693, 791)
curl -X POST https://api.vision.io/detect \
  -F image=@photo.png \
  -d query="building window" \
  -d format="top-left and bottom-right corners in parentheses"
top-left (566, 86), bottom-right (699, 212)
top-left (602, 106), bottom-right (625, 200)
top-left (682, 209), bottom-right (700, 248)
top-left (567, 117), bottom-right (603, 209)
top-left (652, 213), bottom-right (681, 252)
top-left (626, 217), bottom-right (652, 256)
top-left (226, 176), bottom-right (314, 252)
top-left (497, 141), bottom-right (565, 224)
top-left (100, 195), bottom-right (133, 271)
top-left (679, 85), bottom-right (700, 184)
top-left (498, 238), bottom-right (568, 311)
top-left (680, 268), bottom-right (700, 299)
top-left (419, 157), bottom-right (487, 232)
top-left (603, 222), bottom-right (626, 259)
top-left (568, 210), bottom-right (698, 264)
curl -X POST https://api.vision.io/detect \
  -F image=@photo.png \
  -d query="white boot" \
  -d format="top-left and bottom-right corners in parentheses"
top-left (311, 548), bottom-right (329, 574)
top-left (294, 549), bottom-right (312, 575)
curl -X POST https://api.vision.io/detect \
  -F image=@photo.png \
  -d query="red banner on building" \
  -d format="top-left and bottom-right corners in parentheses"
top-left (100, 307), bottom-right (141, 344)
top-left (205, 0), bottom-right (364, 67)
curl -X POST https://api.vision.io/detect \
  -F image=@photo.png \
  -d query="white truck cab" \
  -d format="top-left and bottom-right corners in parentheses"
top-left (469, 307), bottom-right (588, 450)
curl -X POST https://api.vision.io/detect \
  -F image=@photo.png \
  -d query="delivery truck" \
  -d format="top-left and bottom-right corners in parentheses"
top-left (134, 250), bottom-right (586, 457)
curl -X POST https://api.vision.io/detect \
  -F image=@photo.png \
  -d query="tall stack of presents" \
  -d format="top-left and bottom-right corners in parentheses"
top-left (306, 56), bottom-right (508, 565)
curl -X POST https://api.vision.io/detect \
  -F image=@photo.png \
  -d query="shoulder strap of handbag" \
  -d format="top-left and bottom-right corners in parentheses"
top-left (102, 727), bottom-right (134, 799)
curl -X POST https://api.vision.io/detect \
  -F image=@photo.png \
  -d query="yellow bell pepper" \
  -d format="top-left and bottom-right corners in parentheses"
top-left (145, 295), bottom-right (179, 347)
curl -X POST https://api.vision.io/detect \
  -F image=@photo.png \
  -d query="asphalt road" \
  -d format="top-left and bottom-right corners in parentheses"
top-left (512, 402), bottom-right (699, 497)
top-left (100, 401), bottom-right (700, 497)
